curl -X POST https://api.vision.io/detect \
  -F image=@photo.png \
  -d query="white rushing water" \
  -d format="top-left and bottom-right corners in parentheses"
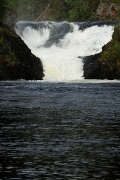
top-left (16, 22), bottom-right (114, 81)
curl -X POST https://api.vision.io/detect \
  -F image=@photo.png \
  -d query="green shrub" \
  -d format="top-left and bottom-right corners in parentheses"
top-left (49, 0), bottom-right (67, 21)
top-left (113, 25), bottom-right (120, 42)
top-left (99, 25), bottom-right (120, 78)
top-left (99, 40), bottom-right (120, 74)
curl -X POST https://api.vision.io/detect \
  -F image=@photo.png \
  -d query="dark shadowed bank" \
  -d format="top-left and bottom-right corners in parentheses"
top-left (0, 22), bottom-right (44, 80)
top-left (83, 25), bottom-right (120, 80)
top-left (83, 53), bottom-right (102, 79)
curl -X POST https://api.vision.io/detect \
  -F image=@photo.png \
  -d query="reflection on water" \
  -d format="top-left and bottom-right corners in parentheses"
top-left (0, 81), bottom-right (120, 179)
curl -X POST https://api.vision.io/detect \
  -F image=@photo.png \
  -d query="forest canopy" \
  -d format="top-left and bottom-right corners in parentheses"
top-left (0, 0), bottom-right (120, 22)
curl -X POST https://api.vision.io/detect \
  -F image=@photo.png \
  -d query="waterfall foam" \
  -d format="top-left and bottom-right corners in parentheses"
top-left (16, 21), bottom-right (114, 81)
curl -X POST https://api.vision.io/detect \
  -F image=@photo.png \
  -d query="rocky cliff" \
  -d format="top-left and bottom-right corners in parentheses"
top-left (0, 22), bottom-right (44, 80)
top-left (97, 2), bottom-right (120, 20)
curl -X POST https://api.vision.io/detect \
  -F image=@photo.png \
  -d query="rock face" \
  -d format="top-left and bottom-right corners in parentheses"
top-left (83, 53), bottom-right (102, 79)
top-left (83, 45), bottom-right (120, 80)
top-left (0, 22), bottom-right (44, 80)
top-left (97, 2), bottom-right (120, 19)
top-left (83, 52), bottom-right (118, 80)
top-left (4, 9), bottom-right (18, 31)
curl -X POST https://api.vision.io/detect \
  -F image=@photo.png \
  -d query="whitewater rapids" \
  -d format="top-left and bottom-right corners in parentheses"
top-left (16, 21), bottom-right (114, 81)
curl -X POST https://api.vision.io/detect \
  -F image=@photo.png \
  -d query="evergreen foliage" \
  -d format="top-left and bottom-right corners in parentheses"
top-left (1, 0), bottom-right (120, 21)
top-left (65, 0), bottom-right (88, 21)
top-left (65, 0), bottom-right (100, 21)
top-left (49, 0), bottom-right (67, 21)
top-left (0, 22), bottom-right (44, 80)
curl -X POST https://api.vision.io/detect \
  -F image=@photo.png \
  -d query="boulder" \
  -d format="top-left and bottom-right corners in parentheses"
top-left (83, 53), bottom-right (102, 79)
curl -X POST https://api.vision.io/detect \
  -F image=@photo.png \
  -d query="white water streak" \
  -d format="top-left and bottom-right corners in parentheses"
top-left (17, 23), bottom-right (114, 81)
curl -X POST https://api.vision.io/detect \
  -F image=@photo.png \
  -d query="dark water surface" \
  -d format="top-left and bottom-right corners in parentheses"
top-left (0, 81), bottom-right (120, 180)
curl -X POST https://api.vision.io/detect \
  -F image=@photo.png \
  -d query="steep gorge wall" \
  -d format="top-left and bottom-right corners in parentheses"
top-left (0, 22), bottom-right (44, 80)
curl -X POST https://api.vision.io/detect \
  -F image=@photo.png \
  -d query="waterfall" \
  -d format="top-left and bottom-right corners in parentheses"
top-left (15, 21), bottom-right (114, 81)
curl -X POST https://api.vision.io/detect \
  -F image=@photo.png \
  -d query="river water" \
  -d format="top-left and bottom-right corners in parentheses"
top-left (0, 80), bottom-right (120, 180)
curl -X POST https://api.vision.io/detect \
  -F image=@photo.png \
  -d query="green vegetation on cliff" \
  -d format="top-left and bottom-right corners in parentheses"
top-left (99, 25), bottom-right (120, 79)
top-left (0, 22), bottom-right (44, 80)
top-left (0, 25), bottom-right (19, 79)
top-left (49, 0), bottom-right (67, 21)
top-left (1, 0), bottom-right (120, 22)
top-left (64, 0), bottom-right (100, 21)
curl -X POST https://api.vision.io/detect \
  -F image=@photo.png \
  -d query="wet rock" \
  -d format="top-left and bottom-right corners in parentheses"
top-left (83, 53), bottom-right (102, 79)
top-left (83, 44), bottom-right (120, 80)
